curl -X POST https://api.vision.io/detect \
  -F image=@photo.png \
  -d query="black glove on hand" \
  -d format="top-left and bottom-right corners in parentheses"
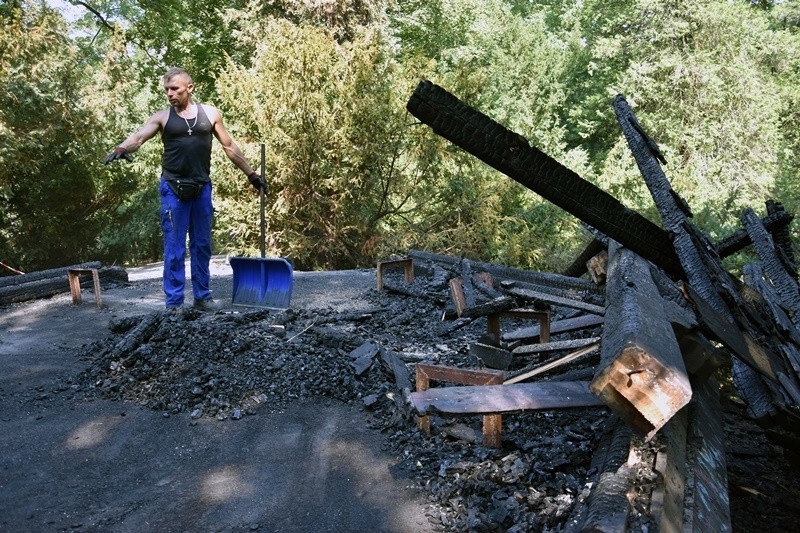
top-left (248, 172), bottom-right (266, 191)
top-left (104, 147), bottom-right (133, 164)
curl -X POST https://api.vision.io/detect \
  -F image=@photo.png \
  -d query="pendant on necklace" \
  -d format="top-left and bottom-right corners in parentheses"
top-left (187, 128), bottom-right (193, 135)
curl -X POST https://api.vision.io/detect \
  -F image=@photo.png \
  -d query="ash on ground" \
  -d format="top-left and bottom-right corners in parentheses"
top-left (66, 265), bottom-right (799, 531)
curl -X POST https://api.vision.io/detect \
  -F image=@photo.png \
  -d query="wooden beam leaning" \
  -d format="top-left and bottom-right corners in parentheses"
top-left (612, 95), bottom-right (791, 423)
top-left (405, 81), bottom-right (684, 277)
top-left (591, 243), bottom-right (693, 441)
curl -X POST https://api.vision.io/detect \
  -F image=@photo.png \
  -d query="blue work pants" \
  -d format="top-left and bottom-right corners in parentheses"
top-left (159, 177), bottom-right (213, 307)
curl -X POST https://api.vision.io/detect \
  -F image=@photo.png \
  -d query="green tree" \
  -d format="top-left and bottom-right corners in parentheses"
top-left (0, 1), bottom-right (109, 270)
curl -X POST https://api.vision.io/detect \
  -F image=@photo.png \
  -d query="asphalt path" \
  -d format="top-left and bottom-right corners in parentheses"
top-left (0, 260), bottom-right (432, 532)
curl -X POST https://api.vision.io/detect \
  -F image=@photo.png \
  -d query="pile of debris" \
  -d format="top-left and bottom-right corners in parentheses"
top-left (61, 81), bottom-right (800, 530)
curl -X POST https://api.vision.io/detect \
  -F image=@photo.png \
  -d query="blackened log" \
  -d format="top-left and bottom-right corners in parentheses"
top-left (741, 207), bottom-right (800, 327)
top-left (714, 208), bottom-right (794, 259)
top-left (766, 199), bottom-right (797, 278)
top-left (408, 248), bottom-right (604, 297)
top-left (591, 243), bottom-right (692, 441)
top-left (563, 238), bottom-right (606, 278)
top-left (405, 82), bottom-right (683, 277)
top-left (650, 408), bottom-right (688, 533)
top-left (0, 261), bottom-right (102, 288)
top-left (0, 265), bottom-right (127, 305)
top-left (110, 311), bottom-right (167, 360)
top-left (564, 421), bottom-right (634, 532)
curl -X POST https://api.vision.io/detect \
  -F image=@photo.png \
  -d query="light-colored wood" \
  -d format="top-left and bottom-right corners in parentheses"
top-left (376, 257), bottom-right (414, 290)
top-left (504, 343), bottom-right (600, 384)
top-left (67, 268), bottom-right (102, 307)
top-left (592, 244), bottom-right (691, 441)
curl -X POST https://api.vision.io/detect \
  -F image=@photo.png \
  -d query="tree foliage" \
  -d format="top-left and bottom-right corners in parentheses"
top-left (3, 0), bottom-right (800, 274)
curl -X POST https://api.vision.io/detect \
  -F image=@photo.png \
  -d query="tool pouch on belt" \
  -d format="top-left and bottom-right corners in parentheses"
top-left (167, 179), bottom-right (204, 200)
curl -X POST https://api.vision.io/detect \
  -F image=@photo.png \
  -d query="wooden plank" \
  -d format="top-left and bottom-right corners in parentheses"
top-left (587, 250), bottom-right (609, 285)
top-left (502, 313), bottom-right (603, 342)
top-left (591, 243), bottom-right (692, 441)
top-left (506, 286), bottom-right (605, 315)
top-left (504, 343), bottom-right (600, 384)
top-left (650, 408), bottom-right (688, 533)
top-left (512, 336), bottom-right (601, 356)
top-left (409, 381), bottom-right (604, 415)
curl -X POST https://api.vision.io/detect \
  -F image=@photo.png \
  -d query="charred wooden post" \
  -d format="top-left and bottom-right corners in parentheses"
top-left (741, 207), bottom-right (800, 327)
top-left (590, 243), bottom-right (693, 441)
top-left (405, 82), bottom-right (684, 277)
top-left (714, 207), bottom-right (794, 259)
top-left (766, 199), bottom-right (797, 278)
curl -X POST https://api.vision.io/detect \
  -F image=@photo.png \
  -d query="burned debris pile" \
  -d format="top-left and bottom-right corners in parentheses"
top-left (402, 80), bottom-right (800, 530)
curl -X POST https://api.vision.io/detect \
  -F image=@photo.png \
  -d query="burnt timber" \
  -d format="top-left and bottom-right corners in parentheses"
top-left (404, 79), bottom-right (800, 531)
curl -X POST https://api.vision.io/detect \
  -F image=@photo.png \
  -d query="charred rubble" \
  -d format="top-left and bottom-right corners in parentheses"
top-left (57, 81), bottom-right (800, 531)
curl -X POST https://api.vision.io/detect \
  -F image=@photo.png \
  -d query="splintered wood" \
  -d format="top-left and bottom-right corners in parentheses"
top-left (590, 243), bottom-right (692, 441)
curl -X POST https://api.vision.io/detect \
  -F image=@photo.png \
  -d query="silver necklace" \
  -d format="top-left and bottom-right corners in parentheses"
top-left (181, 105), bottom-right (198, 135)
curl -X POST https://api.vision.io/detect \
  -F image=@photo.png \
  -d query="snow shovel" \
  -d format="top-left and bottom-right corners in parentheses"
top-left (230, 144), bottom-right (293, 308)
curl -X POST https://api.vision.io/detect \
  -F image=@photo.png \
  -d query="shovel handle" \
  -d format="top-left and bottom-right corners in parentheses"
top-left (260, 143), bottom-right (266, 259)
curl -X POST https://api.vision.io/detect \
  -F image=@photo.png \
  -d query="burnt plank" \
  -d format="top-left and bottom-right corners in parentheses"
top-left (591, 243), bottom-right (692, 441)
top-left (409, 380), bottom-right (604, 416)
top-left (502, 313), bottom-right (603, 342)
top-left (405, 82), bottom-right (683, 277)
top-left (506, 286), bottom-right (605, 316)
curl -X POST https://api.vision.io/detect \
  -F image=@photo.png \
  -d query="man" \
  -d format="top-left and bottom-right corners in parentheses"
top-left (105, 67), bottom-right (264, 312)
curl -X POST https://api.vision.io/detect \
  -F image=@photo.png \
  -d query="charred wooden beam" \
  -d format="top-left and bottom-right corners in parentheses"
top-left (405, 82), bottom-right (684, 277)
top-left (564, 421), bottom-right (634, 532)
top-left (409, 248), bottom-right (603, 297)
top-left (0, 265), bottom-right (127, 306)
top-left (766, 199), bottom-right (797, 278)
top-left (741, 207), bottom-right (800, 327)
top-left (714, 208), bottom-right (794, 259)
top-left (591, 243), bottom-right (692, 441)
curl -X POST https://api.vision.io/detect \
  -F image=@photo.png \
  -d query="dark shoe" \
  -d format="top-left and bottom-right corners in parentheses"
top-left (193, 298), bottom-right (223, 312)
top-left (166, 306), bottom-right (184, 315)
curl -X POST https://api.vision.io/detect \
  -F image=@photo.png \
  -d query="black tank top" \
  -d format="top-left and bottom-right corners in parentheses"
top-left (161, 103), bottom-right (213, 183)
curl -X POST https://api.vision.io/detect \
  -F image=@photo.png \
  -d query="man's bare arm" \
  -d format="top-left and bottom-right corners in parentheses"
top-left (118, 110), bottom-right (166, 153)
top-left (209, 107), bottom-right (256, 176)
